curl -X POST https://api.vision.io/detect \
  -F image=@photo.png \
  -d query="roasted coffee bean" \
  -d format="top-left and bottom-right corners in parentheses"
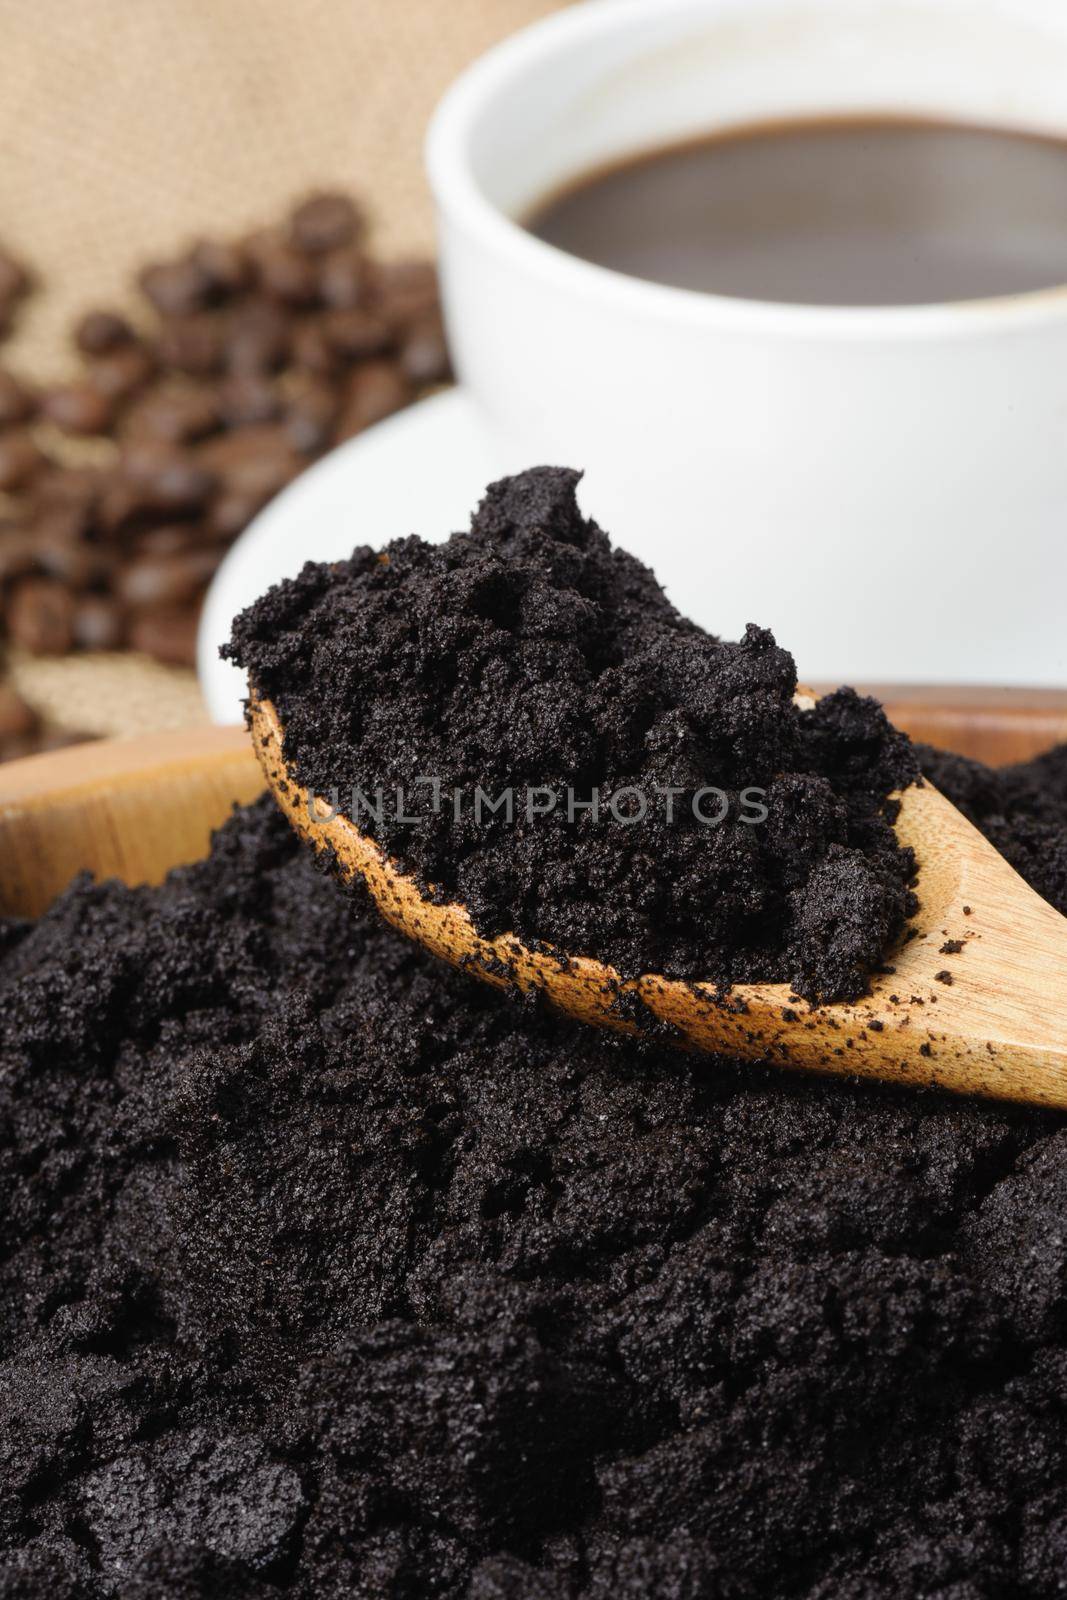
top-left (201, 424), bottom-right (301, 501)
top-left (27, 498), bottom-right (92, 545)
top-left (121, 440), bottom-right (216, 493)
top-left (33, 465), bottom-right (104, 515)
top-left (290, 318), bottom-right (338, 377)
top-left (372, 259), bottom-right (440, 324)
top-left (117, 548), bottom-right (218, 609)
top-left (139, 255), bottom-right (213, 317)
top-left (74, 309), bottom-right (136, 356)
top-left (72, 594), bottom-right (126, 651)
top-left (208, 489), bottom-right (266, 541)
top-left (317, 247), bottom-right (366, 310)
top-left (246, 229), bottom-right (320, 307)
top-left (0, 430), bottom-right (45, 491)
top-left (129, 604), bottom-right (199, 666)
top-left (0, 529), bottom-right (37, 585)
top-left (336, 360), bottom-right (413, 438)
top-left (191, 237), bottom-right (250, 298)
top-left (224, 300), bottom-right (290, 375)
top-left (133, 523), bottom-right (203, 558)
top-left (216, 375), bottom-right (281, 429)
top-left (101, 447), bottom-right (217, 532)
top-left (284, 381), bottom-right (338, 455)
top-left (291, 192), bottom-right (361, 255)
top-left (123, 382), bottom-right (221, 444)
top-left (0, 679), bottom-right (37, 739)
top-left (97, 482), bottom-right (160, 535)
top-left (322, 308), bottom-right (393, 361)
top-left (142, 454), bottom-right (219, 511)
top-left (7, 576), bottom-right (75, 653)
top-left (0, 368), bottom-right (35, 428)
top-left (206, 434), bottom-right (304, 537)
top-left (155, 313), bottom-right (225, 378)
top-left (40, 382), bottom-right (115, 435)
top-left (34, 528), bottom-right (113, 589)
top-left (88, 343), bottom-right (156, 402)
top-left (400, 312), bottom-right (451, 385)
top-left (201, 430), bottom-right (302, 537)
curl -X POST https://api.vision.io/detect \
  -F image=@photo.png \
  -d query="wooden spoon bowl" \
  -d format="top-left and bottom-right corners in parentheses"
top-left (250, 693), bottom-right (1067, 1109)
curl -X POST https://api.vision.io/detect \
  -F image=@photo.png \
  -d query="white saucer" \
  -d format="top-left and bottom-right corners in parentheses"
top-left (198, 390), bottom-right (509, 723)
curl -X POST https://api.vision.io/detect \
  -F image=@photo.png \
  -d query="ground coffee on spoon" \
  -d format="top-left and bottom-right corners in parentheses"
top-left (226, 466), bottom-right (918, 1001)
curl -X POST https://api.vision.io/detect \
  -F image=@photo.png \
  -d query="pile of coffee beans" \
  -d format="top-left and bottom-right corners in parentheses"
top-left (0, 193), bottom-right (448, 686)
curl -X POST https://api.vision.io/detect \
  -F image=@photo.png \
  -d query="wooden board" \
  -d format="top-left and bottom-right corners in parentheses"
top-left (846, 685), bottom-right (1067, 767)
top-left (1, 687), bottom-right (1066, 919)
top-left (0, 725), bottom-right (262, 918)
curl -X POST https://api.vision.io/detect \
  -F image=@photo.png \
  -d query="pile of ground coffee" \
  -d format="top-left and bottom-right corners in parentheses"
top-left (226, 466), bottom-right (918, 1001)
top-left (2, 737), bottom-right (1067, 1598)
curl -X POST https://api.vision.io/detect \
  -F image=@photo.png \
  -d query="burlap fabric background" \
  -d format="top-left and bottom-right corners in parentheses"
top-left (2, 0), bottom-right (568, 738)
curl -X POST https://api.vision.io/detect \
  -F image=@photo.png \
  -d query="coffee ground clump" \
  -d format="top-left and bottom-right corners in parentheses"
top-left (3, 737), bottom-right (1067, 1598)
top-left (225, 466), bottom-right (918, 1000)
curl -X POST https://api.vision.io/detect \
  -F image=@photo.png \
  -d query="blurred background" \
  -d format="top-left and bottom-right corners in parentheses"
top-left (0, 0), bottom-right (568, 762)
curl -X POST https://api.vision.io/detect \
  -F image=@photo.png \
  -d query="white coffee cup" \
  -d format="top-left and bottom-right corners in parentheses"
top-left (426, 0), bottom-right (1067, 685)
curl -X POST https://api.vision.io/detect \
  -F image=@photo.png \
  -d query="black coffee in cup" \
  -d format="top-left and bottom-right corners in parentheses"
top-left (527, 117), bottom-right (1067, 306)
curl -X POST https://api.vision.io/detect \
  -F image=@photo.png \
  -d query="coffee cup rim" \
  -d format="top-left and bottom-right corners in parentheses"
top-left (426, 0), bottom-right (1067, 340)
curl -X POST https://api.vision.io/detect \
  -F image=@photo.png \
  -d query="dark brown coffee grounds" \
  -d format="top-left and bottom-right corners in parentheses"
top-left (2, 734), bottom-right (1067, 1598)
top-left (225, 467), bottom-right (919, 1001)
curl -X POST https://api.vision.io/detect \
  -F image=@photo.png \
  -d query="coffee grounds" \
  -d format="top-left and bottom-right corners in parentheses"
top-left (225, 467), bottom-right (918, 1001)
top-left (3, 733), bottom-right (1067, 1599)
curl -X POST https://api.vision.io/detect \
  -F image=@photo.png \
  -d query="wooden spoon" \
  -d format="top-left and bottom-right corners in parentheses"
top-left (249, 691), bottom-right (1067, 1109)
